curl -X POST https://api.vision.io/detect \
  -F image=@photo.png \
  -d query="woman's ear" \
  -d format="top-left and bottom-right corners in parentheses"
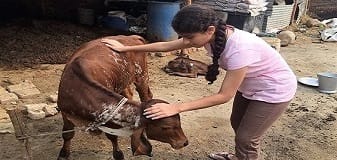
top-left (206, 26), bottom-right (216, 35)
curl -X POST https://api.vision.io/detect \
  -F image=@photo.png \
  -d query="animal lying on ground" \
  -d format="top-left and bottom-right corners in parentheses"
top-left (57, 35), bottom-right (188, 160)
top-left (162, 54), bottom-right (209, 78)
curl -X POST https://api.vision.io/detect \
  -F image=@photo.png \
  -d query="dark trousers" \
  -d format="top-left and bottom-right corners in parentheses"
top-left (230, 92), bottom-right (290, 160)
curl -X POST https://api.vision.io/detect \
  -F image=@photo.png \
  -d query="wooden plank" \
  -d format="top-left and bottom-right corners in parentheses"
top-left (6, 108), bottom-right (26, 139)
top-left (6, 108), bottom-right (33, 160)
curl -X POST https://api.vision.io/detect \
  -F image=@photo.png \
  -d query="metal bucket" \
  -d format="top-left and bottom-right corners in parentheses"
top-left (146, 1), bottom-right (180, 42)
top-left (317, 72), bottom-right (337, 93)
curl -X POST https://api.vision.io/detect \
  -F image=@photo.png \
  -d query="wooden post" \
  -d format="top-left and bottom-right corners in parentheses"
top-left (304, 0), bottom-right (310, 16)
top-left (7, 108), bottom-right (33, 160)
top-left (290, 0), bottom-right (298, 25)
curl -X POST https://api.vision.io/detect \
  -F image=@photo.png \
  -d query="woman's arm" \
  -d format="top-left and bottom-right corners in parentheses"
top-left (144, 67), bottom-right (247, 119)
top-left (101, 38), bottom-right (190, 52)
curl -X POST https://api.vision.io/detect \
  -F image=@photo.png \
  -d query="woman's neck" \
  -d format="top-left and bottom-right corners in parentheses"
top-left (209, 26), bottom-right (233, 47)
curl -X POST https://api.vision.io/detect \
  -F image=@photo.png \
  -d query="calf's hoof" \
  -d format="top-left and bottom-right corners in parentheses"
top-left (113, 150), bottom-right (124, 160)
top-left (57, 149), bottom-right (70, 160)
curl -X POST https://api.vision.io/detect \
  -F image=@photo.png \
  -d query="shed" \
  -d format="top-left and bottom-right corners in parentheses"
top-left (307, 0), bottom-right (337, 20)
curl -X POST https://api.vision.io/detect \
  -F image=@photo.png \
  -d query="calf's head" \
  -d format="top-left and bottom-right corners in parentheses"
top-left (131, 99), bottom-right (188, 156)
top-left (164, 57), bottom-right (193, 74)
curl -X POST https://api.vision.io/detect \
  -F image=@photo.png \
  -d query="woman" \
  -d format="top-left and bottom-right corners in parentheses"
top-left (101, 4), bottom-right (297, 160)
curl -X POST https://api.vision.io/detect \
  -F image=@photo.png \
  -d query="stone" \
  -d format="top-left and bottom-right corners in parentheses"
top-left (24, 103), bottom-right (47, 119)
top-left (43, 103), bottom-right (59, 117)
top-left (0, 108), bottom-right (11, 123)
top-left (7, 81), bottom-right (36, 92)
top-left (13, 88), bottom-right (41, 99)
top-left (0, 108), bottom-right (14, 134)
top-left (7, 81), bottom-right (40, 99)
top-left (48, 94), bottom-right (58, 103)
top-left (39, 64), bottom-right (52, 70)
top-left (0, 122), bottom-right (14, 134)
top-left (0, 86), bottom-right (19, 104)
top-left (277, 30), bottom-right (296, 47)
top-left (27, 109), bottom-right (45, 119)
top-left (306, 18), bottom-right (323, 28)
top-left (154, 51), bottom-right (173, 57)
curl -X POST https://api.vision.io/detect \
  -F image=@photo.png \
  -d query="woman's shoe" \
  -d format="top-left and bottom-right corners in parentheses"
top-left (208, 152), bottom-right (235, 160)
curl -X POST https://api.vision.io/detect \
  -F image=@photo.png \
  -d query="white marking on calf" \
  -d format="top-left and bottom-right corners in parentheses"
top-left (134, 63), bottom-right (142, 75)
top-left (110, 103), bottom-right (141, 129)
top-left (89, 101), bottom-right (141, 131)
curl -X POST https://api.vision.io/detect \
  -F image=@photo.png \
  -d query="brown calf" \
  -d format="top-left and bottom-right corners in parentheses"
top-left (57, 35), bottom-right (188, 160)
top-left (162, 54), bottom-right (208, 78)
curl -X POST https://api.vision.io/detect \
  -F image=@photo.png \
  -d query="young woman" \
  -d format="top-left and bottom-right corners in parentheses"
top-left (101, 4), bottom-right (297, 160)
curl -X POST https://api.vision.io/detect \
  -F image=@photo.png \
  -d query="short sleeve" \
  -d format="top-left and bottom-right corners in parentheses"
top-left (226, 49), bottom-right (261, 70)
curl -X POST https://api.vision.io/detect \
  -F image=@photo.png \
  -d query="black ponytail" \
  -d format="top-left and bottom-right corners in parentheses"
top-left (205, 19), bottom-right (227, 84)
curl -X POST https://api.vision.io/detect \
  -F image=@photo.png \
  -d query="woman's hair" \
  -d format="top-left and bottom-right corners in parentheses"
top-left (171, 4), bottom-right (227, 84)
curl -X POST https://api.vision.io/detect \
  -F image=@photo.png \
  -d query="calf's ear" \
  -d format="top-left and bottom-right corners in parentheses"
top-left (131, 127), bottom-right (152, 157)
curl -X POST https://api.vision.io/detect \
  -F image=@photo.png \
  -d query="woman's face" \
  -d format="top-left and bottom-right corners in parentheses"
top-left (179, 26), bottom-right (215, 48)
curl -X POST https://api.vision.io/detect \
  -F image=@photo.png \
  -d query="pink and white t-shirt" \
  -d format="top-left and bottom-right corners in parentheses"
top-left (205, 29), bottom-right (297, 103)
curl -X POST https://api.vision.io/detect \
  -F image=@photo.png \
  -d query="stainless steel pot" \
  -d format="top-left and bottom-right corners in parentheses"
top-left (317, 72), bottom-right (337, 93)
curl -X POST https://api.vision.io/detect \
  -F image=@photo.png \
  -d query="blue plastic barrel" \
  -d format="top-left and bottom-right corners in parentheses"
top-left (147, 1), bottom-right (180, 42)
top-left (101, 16), bottom-right (129, 31)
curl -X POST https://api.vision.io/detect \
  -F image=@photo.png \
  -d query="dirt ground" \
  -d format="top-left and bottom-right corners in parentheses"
top-left (0, 20), bottom-right (336, 160)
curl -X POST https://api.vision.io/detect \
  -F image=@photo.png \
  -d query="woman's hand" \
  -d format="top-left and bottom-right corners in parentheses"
top-left (143, 103), bottom-right (180, 120)
top-left (101, 38), bottom-right (125, 52)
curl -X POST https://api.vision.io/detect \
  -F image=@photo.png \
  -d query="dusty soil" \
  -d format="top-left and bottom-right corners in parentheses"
top-left (0, 20), bottom-right (336, 160)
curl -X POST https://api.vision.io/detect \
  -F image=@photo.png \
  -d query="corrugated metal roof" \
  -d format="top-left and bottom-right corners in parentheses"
top-left (193, 0), bottom-right (271, 15)
top-left (266, 4), bottom-right (294, 31)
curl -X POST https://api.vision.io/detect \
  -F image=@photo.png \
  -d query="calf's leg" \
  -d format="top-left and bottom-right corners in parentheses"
top-left (135, 83), bottom-right (152, 102)
top-left (134, 71), bottom-right (153, 102)
top-left (58, 114), bottom-right (75, 160)
top-left (133, 56), bottom-right (153, 102)
top-left (106, 134), bottom-right (124, 160)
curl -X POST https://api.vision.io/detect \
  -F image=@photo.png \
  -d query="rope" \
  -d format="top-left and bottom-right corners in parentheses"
top-left (86, 97), bottom-right (128, 132)
top-left (15, 127), bottom-right (86, 140)
top-left (14, 97), bottom-right (129, 140)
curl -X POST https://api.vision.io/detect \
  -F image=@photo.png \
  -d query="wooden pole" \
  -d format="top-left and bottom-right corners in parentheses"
top-left (304, 0), bottom-right (310, 16)
top-left (7, 108), bottom-right (33, 160)
top-left (290, 0), bottom-right (298, 25)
